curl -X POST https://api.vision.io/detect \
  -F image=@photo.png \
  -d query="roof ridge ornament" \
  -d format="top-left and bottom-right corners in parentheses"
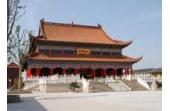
top-left (98, 24), bottom-right (102, 28)
top-left (71, 21), bottom-right (74, 27)
top-left (40, 18), bottom-right (45, 23)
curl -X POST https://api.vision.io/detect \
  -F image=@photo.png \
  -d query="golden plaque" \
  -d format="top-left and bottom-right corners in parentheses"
top-left (76, 48), bottom-right (91, 55)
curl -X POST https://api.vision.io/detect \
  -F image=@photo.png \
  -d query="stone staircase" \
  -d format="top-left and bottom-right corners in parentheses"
top-left (121, 79), bottom-right (147, 91)
top-left (24, 79), bottom-right (39, 91)
top-left (24, 82), bottom-right (82, 93)
top-left (23, 76), bottom-right (80, 92)
top-left (46, 83), bottom-right (82, 93)
top-left (106, 80), bottom-right (131, 91)
top-left (89, 80), bottom-right (113, 92)
top-left (24, 83), bottom-right (39, 91)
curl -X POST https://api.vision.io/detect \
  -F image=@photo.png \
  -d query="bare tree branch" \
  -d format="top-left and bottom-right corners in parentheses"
top-left (9, 25), bottom-right (30, 64)
top-left (7, 0), bottom-right (25, 40)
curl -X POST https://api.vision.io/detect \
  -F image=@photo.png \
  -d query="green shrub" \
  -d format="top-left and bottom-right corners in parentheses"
top-left (69, 82), bottom-right (80, 92)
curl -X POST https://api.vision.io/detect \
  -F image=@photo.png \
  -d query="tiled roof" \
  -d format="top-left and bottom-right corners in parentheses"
top-left (28, 54), bottom-right (142, 63)
top-left (38, 20), bottom-right (132, 46)
top-left (134, 68), bottom-right (162, 73)
top-left (7, 62), bottom-right (18, 68)
top-left (150, 68), bottom-right (162, 73)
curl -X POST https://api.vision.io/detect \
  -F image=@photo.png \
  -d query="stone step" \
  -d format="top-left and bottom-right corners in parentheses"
top-left (46, 83), bottom-right (71, 92)
top-left (122, 79), bottom-right (147, 91)
top-left (25, 83), bottom-right (82, 93)
top-left (107, 82), bottom-right (131, 92)
top-left (89, 80), bottom-right (113, 92)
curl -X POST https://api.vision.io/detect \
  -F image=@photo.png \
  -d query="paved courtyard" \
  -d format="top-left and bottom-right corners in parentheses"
top-left (8, 91), bottom-right (161, 111)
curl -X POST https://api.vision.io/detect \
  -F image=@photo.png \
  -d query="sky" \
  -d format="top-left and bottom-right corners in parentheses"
top-left (18, 0), bottom-right (162, 69)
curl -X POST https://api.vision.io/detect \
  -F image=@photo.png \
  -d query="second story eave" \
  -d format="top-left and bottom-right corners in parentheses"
top-left (31, 36), bottom-right (132, 49)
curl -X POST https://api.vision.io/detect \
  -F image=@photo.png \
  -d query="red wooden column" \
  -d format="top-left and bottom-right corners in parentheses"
top-left (92, 69), bottom-right (96, 78)
top-left (49, 68), bottom-right (53, 76)
top-left (90, 69), bottom-right (92, 77)
top-left (36, 68), bottom-right (40, 77)
top-left (73, 68), bottom-right (76, 75)
top-left (111, 69), bottom-right (113, 76)
top-left (73, 68), bottom-right (78, 75)
top-left (125, 69), bottom-right (127, 76)
top-left (113, 68), bottom-right (116, 78)
top-left (62, 68), bottom-right (66, 75)
top-left (127, 68), bottom-right (130, 75)
top-left (103, 69), bottom-right (107, 77)
top-left (90, 69), bottom-right (96, 78)
top-left (111, 69), bottom-right (114, 76)
top-left (26, 68), bottom-right (31, 79)
top-left (114, 69), bottom-right (117, 76)
top-left (101, 69), bottom-right (103, 77)
top-left (130, 68), bottom-right (133, 75)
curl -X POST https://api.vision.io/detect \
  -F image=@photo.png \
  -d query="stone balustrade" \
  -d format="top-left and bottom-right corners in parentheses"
top-left (24, 75), bottom-right (81, 90)
top-left (131, 73), bottom-right (158, 82)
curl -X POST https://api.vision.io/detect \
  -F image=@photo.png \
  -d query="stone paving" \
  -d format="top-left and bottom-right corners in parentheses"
top-left (8, 91), bottom-right (161, 111)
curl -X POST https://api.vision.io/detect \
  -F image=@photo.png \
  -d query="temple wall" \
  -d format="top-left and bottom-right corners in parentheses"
top-left (37, 44), bottom-right (122, 56)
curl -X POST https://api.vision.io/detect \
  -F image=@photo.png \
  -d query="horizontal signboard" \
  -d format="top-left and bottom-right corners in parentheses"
top-left (76, 48), bottom-right (91, 55)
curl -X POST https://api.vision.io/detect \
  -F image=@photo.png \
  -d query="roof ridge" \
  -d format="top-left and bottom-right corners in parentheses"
top-left (40, 20), bottom-right (47, 39)
top-left (42, 21), bottom-right (101, 29)
top-left (100, 28), bottom-right (123, 43)
top-left (100, 28), bottom-right (133, 45)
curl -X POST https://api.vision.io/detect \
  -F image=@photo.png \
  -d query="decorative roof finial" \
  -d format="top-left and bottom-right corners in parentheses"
top-left (98, 24), bottom-right (102, 28)
top-left (40, 18), bottom-right (45, 23)
top-left (71, 21), bottom-right (74, 26)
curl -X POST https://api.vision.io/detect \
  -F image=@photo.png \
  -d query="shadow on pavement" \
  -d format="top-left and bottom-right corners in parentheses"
top-left (7, 96), bottom-right (47, 111)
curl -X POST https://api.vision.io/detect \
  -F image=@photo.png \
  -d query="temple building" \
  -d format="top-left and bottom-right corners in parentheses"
top-left (26, 19), bottom-right (142, 79)
top-left (7, 62), bottom-right (19, 88)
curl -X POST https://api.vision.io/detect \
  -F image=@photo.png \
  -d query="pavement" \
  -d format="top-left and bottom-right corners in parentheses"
top-left (8, 91), bottom-right (161, 111)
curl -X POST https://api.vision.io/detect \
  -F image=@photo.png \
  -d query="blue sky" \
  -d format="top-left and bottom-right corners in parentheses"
top-left (18, 0), bottom-right (162, 69)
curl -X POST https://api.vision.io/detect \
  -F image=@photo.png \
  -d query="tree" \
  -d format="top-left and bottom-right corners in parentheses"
top-left (7, 0), bottom-right (25, 40)
top-left (7, 0), bottom-right (28, 89)
top-left (7, 0), bottom-right (25, 60)
top-left (10, 25), bottom-right (30, 89)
